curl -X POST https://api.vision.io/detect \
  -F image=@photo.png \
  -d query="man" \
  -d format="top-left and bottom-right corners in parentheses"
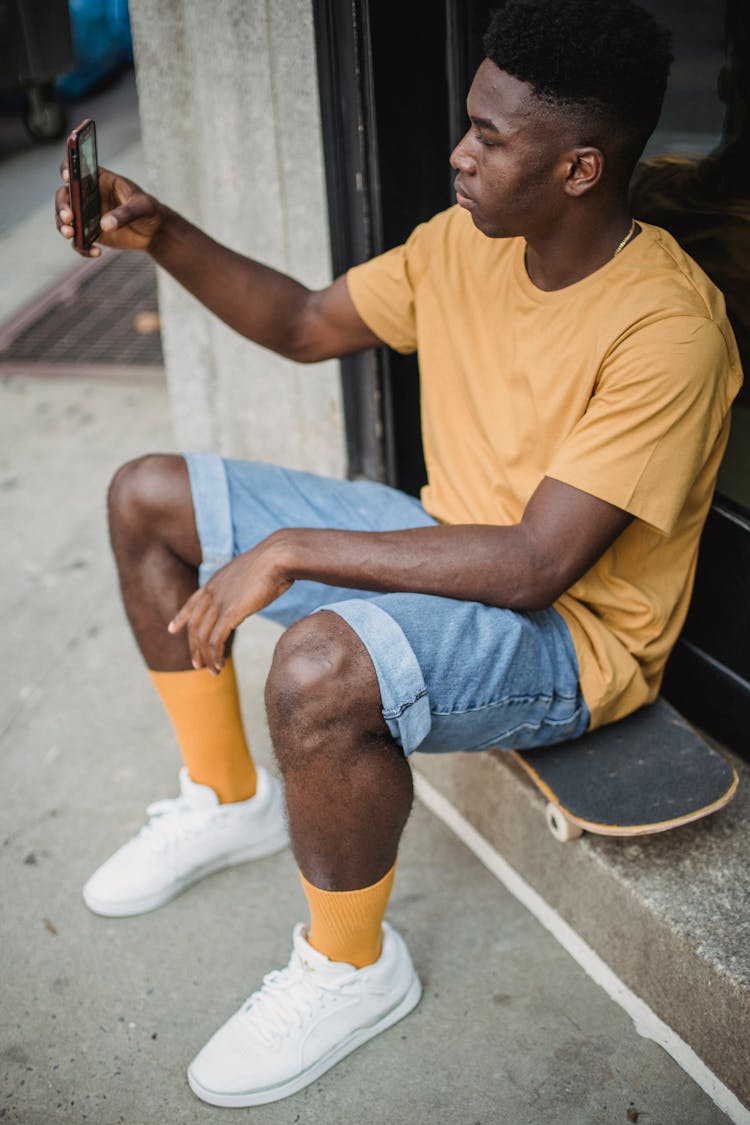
top-left (55, 0), bottom-right (741, 1109)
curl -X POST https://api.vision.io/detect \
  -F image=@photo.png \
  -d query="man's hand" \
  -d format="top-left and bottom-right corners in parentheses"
top-left (168, 537), bottom-right (294, 673)
top-left (55, 164), bottom-right (165, 257)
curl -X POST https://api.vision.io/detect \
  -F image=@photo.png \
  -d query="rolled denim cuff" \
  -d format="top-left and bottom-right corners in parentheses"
top-left (184, 451), bottom-right (234, 586)
top-left (319, 598), bottom-right (432, 755)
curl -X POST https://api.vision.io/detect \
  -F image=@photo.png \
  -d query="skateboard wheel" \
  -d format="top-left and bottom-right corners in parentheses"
top-left (545, 802), bottom-right (583, 842)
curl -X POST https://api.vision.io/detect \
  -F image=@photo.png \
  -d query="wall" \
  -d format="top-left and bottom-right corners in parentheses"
top-left (127, 0), bottom-right (346, 476)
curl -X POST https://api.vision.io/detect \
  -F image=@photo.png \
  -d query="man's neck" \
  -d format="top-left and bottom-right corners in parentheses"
top-left (523, 210), bottom-right (638, 292)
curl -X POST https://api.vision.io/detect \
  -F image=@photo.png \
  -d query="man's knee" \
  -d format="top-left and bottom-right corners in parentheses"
top-left (265, 611), bottom-right (385, 760)
top-left (108, 453), bottom-right (192, 539)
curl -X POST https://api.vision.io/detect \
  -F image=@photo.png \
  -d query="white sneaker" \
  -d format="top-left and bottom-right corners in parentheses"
top-left (82, 767), bottom-right (289, 917)
top-left (187, 922), bottom-right (422, 1107)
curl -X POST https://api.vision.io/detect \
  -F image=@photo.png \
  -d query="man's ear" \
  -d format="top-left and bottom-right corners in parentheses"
top-left (563, 147), bottom-right (604, 196)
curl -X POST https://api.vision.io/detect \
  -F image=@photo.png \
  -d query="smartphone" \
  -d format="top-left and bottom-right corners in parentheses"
top-left (67, 118), bottom-right (101, 252)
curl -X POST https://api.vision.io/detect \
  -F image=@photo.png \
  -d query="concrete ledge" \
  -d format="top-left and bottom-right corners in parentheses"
top-left (413, 723), bottom-right (750, 1110)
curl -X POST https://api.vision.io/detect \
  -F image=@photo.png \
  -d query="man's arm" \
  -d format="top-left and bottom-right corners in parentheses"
top-left (55, 167), bottom-right (382, 362)
top-left (170, 476), bottom-right (632, 672)
top-left (146, 210), bottom-right (381, 361)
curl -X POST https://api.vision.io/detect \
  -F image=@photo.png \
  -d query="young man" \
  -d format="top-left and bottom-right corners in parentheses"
top-left (55, 0), bottom-right (741, 1108)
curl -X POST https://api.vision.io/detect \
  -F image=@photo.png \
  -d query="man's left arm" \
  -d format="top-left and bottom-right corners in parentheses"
top-left (169, 476), bottom-right (631, 672)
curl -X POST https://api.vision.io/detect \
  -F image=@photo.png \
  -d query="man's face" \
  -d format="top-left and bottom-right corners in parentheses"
top-left (450, 59), bottom-right (570, 239)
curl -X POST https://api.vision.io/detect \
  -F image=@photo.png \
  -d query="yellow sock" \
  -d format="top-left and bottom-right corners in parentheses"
top-left (299, 865), bottom-right (396, 969)
top-left (149, 658), bottom-right (257, 804)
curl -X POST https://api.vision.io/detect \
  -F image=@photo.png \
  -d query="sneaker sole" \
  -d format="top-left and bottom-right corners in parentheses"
top-left (82, 827), bottom-right (290, 917)
top-left (186, 972), bottom-right (422, 1107)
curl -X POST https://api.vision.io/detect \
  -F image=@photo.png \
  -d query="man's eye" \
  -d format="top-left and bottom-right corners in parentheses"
top-left (474, 132), bottom-right (496, 148)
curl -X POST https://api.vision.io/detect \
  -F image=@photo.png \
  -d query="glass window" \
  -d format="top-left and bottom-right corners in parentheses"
top-left (632, 1), bottom-right (749, 515)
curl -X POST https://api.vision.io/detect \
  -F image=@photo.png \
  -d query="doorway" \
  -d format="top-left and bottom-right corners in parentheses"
top-left (313, 0), bottom-right (750, 756)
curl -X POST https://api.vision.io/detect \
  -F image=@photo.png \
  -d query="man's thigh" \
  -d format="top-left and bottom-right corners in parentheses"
top-left (184, 452), bottom-right (437, 624)
top-left (320, 593), bottom-right (590, 755)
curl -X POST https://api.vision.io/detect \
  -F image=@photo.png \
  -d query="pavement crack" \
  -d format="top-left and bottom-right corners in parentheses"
top-left (2, 805), bottom-right (59, 849)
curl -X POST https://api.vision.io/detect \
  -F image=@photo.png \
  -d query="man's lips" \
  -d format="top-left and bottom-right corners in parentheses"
top-left (454, 179), bottom-right (474, 206)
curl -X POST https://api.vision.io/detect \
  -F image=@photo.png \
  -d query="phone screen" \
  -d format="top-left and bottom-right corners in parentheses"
top-left (74, 122), bottom-right (101, 248)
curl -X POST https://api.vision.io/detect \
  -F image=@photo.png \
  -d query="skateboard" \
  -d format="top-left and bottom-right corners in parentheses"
top-left (512, 699), bottom-right (738, 842)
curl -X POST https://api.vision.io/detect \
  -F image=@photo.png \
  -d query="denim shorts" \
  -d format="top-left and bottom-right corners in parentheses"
top-left (185, 452), bottom-right (589, 757)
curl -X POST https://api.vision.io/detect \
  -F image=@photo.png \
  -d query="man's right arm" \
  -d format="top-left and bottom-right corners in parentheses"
top-left (55, 166), bottom-right (382, 363)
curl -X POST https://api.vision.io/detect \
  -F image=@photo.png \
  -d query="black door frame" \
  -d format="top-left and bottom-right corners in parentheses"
top-left (312, 0), bottom-right (491, 494)
top-left (312, 0), bottom-right (394, 485)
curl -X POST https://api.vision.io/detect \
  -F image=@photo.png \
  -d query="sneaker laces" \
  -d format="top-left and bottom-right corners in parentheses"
top-left (137, 794), bottom-right (206, 853)
top-left (238, 952), bottom-right (350, 1046)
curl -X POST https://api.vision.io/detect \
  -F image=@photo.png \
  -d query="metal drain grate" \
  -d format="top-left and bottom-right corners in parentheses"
top-left (0, 250), bottom-right (164, 379)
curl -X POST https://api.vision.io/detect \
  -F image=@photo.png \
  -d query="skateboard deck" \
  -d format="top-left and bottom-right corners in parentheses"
top-left (512, 700), bottom-right (738, 841)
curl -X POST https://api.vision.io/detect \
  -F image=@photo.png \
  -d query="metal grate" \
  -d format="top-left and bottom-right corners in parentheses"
top-left (0, 250), bottom-right (164, 378)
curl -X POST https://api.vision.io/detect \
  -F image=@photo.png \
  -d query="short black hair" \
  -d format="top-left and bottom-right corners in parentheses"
top-left (483, 0), bottom-right (673, 167)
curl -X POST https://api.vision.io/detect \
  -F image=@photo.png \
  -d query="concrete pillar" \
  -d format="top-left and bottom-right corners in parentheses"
top-left (127, 0), bottom-right (346, 477)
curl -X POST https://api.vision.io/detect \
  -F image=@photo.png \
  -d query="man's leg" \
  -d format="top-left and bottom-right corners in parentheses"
top-left (107, 452), bottom-right (256, 801)
top-left (107, 452), bottom-right (201, 672)
top-left (186, 583), bottom-right (587, 1107)
top-left (268, 612), bottom-right (412, 953)
top-left (187, 610), bottom-right (422, 1108)
top-left (82, 454), bottom-right (288, 917)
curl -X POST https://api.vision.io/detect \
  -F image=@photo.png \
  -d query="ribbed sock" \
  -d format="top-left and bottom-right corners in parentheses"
top-left (149, 658), bottom-right (257, 804)
top-left (299, 864), bottom-right (396, 968)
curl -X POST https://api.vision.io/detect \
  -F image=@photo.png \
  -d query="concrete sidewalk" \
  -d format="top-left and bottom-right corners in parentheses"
top-left (0, 370), bottom-right (734, 1125)
top-left (0, 99), bottom-right (734, 1123)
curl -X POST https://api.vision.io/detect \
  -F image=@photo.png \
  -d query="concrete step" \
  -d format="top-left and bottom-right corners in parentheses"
top-left (413, 704), bottom-right (750, 1115)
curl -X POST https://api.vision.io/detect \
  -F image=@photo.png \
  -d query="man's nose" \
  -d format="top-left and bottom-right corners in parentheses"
top-left (450, 135), bottom-right (477, 174)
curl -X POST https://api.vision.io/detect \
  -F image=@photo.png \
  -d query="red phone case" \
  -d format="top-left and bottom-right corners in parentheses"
top-left (67, 119), bottom-right (99, 251)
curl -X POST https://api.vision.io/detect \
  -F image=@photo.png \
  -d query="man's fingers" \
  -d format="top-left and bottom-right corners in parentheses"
top-left (100, 195), bottom-right (152, 233)
top-left (191, 603), bottom-right (221, 671)
top-left (168, 589), bottom-right (203, 635)
top-left (207, 617), bottom-right (235, 673)
top-left (55, 186), bottom-right (73, 234)
top-left (168, 588), bottom-right (220, 670)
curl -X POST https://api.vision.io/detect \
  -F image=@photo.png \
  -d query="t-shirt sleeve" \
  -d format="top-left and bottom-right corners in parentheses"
top-left (346, 227), bottom-right (426, 354)
top-left (546, 315), bottom-right (739, 535)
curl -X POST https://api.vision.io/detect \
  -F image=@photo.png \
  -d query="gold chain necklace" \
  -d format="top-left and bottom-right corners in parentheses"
top-left (614, 218), bottom-right (637, 257)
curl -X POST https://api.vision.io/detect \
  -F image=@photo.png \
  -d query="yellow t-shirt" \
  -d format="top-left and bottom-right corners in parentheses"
top-left (346, 206), bottom-right (743, 730)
